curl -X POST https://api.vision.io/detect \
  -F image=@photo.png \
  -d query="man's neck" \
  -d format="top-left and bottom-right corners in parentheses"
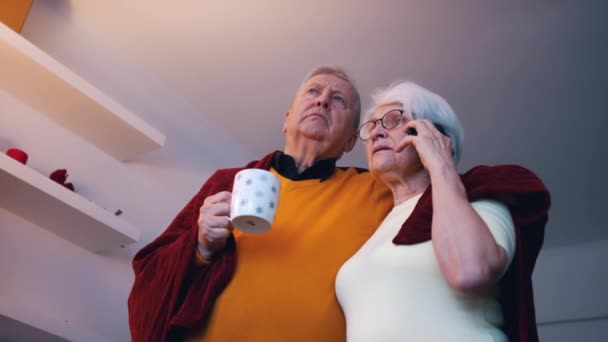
top-left (284, 142), bottom-right (333, 174)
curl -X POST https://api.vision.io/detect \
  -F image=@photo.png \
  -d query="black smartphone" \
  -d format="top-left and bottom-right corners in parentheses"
top-left (406, 123), bottom-right (447, 137)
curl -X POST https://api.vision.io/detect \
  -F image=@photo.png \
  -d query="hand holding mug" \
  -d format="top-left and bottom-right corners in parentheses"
top-left (197, 191), bottom-right (234, 260)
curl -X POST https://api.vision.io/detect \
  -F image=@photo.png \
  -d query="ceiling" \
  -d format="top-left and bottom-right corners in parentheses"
top-left (22, 0), bottom-right (608, 248)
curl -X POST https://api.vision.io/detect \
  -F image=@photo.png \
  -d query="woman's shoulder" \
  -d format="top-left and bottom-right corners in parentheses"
top-left (462, 164), bottom-right (547, 193)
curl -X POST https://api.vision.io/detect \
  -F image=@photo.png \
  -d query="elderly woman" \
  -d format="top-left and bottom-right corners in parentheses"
top-left (336, 81), bottom-right (550, 342)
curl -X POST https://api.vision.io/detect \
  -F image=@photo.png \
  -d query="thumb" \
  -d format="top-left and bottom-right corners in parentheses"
top-left (395, 136), bottom-right (414, 153)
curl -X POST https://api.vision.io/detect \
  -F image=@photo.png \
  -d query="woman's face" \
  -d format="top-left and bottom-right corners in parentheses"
top-left (364, 102), bottom-right (423, 178)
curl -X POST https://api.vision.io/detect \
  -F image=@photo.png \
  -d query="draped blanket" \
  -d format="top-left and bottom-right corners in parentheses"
top-left (128, 159), bottom-right (550, 342)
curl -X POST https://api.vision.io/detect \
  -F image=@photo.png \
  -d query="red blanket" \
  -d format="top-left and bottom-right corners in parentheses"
top-left (128, 152), bottom-right (276, 341)
top-left (128, 159), bottom-right (549, 342)
top-left (394, 165), bottom-right (550, 342)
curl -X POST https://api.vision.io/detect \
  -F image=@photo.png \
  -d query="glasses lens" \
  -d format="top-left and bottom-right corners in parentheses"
top-left (358, 121), bottom-right (374, 140)
top-left (382, 110), bottom-right (404, 129)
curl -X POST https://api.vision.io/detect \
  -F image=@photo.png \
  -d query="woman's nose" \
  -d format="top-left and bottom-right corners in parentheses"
top-left (370, 122), bottom-right (387, 140)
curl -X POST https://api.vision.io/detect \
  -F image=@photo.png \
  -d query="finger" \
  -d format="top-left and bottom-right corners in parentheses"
top-left (418, 119), bottom-right (446, 138)
top-left (204, 202), bottom-right (231, 217)
top-left (197, 209), bottom-right (233, 256)
top-left (428, 120), bottom-right (446, 137)
top-left (205, 225), bottom-right (233, 241)
top-left (204, 214), bottom-right (233, 230)
top-left (201, 192), bottom-right (231, 213)
top-left (416, 119), bottom-right (451, 147)
top-left (210, 216), bottom-right (233, 230)
top-left (199, 216), bottom-right (233, 242)
top-left (204, 191), bottom-right (232, 205)
top-left (395, 135), bottom-right (415, 153)
top-left (200, 226), bottom-right (232, 253)
top-left (402, 119), bottom-right (423, 136)
top-left (406, 119), bottom-right (433, 136)
top-left (414, 119), bottom-right (429, 134)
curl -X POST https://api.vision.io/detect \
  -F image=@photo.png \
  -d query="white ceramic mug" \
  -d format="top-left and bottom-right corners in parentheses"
top-left (230, 169), bottom-right (280, 233)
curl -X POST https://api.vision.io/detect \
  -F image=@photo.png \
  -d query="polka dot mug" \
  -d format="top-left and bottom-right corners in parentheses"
top-left (230, 169), bottom-right (281, 233)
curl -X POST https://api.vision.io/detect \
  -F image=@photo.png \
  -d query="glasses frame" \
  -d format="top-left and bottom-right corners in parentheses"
top-left (357, 109), bottom-right (414, 141)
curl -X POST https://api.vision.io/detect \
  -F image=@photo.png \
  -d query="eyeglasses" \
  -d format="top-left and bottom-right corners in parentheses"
top-left (357, 109), bottom-right (412, 141)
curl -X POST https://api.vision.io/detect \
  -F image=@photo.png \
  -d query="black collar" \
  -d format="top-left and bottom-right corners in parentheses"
top-left (272, 151), bottom-right (337, 181)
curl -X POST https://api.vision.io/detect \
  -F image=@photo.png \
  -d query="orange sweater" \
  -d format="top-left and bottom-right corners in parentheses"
top-left (187, 167), bottom-right (392, 342)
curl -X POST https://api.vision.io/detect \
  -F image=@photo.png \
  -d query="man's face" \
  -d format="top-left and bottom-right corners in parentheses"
top-left (283, 74), bottom-right (357, 157)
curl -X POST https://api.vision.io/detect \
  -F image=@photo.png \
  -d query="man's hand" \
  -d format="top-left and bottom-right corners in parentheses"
top-left (197, 191), bottom-right (234, 260)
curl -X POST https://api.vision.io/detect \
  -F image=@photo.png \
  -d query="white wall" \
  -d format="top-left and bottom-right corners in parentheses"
top-left (1, 2), bottom-right (254, 341)
top-left (0, 84), bottom-right (233, 340)
top-left (534, 240), bottom-right (608, 341)
top-left (0, 90), bottom-right (170, 341)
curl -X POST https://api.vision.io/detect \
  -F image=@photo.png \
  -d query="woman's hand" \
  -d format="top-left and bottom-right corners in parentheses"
top-left (394, 119), bottom-right (455, 175)
top-left (395, 120), bottom-right (510, 293)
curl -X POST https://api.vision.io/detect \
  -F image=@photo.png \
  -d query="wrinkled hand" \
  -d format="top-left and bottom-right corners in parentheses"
top-left (395, 119), bottom-right (455, 174)
top-left (197, 191), bottom-right (234, 260)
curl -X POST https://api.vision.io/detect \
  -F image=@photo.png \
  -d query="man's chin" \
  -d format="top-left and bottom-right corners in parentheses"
top-left (299, 127), bottom-right (328, 141)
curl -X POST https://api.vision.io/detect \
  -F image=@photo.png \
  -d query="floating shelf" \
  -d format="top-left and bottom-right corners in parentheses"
top-left (0, 297), bottom-right (109, 342)
top-left (0, 153), bottom-right (141, 253)
top-left (0, 22), bottom-right (166, 161)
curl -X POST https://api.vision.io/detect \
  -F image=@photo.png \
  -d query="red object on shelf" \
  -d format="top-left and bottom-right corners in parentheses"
top-left (6, 148), bottom-right (29, 164)
top-left (50, 169), bottom-right (76, 192)
top-left (49, 169), bottom-right (67, 183)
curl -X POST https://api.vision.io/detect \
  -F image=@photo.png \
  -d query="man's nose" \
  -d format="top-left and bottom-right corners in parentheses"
top-left (316, 100), bottom-right (329, 109)
top-left (316, 90), bottom-right (330, 109)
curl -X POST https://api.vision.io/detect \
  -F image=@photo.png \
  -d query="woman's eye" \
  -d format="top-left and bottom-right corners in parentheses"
top-left (307, 88), bottom-right (319, 95)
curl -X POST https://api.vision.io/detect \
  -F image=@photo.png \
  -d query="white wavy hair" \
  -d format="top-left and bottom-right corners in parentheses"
top-left (366, 81), bottom-right (464, 164)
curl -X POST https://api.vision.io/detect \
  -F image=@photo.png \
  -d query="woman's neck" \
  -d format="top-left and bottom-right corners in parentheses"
top-left (379, 169), bottom-right (431, 206)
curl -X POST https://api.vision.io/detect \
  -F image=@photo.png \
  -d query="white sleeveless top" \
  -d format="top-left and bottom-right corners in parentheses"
top-left (336, 195), bottom-right (516, 342)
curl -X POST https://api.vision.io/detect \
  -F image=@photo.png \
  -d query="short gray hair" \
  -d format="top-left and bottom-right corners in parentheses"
top-left (299, 65), bottom-right (362, 130)
top-left (367, 81), bottom-right (464, 164)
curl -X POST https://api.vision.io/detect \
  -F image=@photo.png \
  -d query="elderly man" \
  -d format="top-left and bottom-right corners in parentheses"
top-left (128, 66), bottom-right (392, 341)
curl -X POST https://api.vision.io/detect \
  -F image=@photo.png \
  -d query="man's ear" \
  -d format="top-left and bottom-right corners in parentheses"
top-left (343, 132), bottom-right (357, 153)
top-left (282, 111), bottom-right (289, 133)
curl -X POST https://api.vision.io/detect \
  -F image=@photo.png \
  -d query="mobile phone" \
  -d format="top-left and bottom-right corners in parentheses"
top-left (407, 123), bottom-right (447, 136)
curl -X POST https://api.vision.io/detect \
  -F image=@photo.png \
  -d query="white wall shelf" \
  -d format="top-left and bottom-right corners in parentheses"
top-left (0, 153), bottom-right (141, 253)
top-left (0, 22), bottom-right (166, 161)
top-left (0, 297), bottom-right (109, 342)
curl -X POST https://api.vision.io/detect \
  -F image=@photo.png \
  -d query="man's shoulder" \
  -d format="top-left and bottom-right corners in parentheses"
top-left (207, 167), bottom-right (244, 182)
top-left (330, 166), bottom-right (392, 208)
top-left (331, 166), bottom-right (382, 188)
top-left (205, 151), bottom-right (278, 183)
top-left (336, 165), bottom-right (370, 174)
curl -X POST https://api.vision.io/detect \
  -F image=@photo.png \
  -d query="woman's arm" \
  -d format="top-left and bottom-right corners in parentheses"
top-left (429, 164), bottom-right (514, 293)
top-left (397, 119), bottom-right (514, 293)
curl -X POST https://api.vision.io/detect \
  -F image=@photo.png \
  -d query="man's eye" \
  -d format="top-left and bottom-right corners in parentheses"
top-left (333, 95), bottom-right (345, 104)
top-left (307, 88), bottom-right (319, 95)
